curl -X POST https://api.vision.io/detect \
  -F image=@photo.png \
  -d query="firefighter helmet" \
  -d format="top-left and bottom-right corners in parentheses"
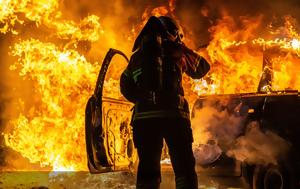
top-left (132, 16), bottom-right (184, 52)
top-left (158, 16), bottom-right (184, 42)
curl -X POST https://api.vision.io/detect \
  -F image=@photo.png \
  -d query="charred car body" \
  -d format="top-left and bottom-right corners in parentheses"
top-left (85, 48), bottom-right (300, 189)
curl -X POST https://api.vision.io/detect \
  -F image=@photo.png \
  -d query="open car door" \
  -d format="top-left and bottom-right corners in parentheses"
top-left (85, 48), bottom-right (136, 173)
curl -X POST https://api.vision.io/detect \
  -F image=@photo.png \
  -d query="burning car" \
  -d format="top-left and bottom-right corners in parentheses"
top-left (85, 45), bottom-right (300, 189)
top-left (1, 1), bottom-right (300, 188)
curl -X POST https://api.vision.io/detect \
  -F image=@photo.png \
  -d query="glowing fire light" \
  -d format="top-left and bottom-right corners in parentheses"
top-left (1, 0), bottom-right (300, 172)
top-left (192, 15), bottom-right (300, 96)
top-left (4, 39), bottom-right (99, 171)
top-left (291, 38), bottom-right (300, 49)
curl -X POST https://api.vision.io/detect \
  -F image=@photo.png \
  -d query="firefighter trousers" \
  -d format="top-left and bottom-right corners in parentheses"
top-left (132, 117), bottom-right (198, 189)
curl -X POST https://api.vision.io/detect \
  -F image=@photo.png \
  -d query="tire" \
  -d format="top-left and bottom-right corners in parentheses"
top-left (253, 163), bottom-right (297, 189)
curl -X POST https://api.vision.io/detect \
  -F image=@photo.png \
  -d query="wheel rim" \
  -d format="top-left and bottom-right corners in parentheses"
top-left (264, 167), bottom-right (284, 189)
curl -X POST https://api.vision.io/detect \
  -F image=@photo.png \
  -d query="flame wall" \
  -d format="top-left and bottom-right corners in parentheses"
top-left (1, 0), bottom-right (300, 171)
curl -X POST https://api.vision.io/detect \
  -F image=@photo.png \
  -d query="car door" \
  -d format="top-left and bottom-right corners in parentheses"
top-left (85, 48), bottom-right (136, 173)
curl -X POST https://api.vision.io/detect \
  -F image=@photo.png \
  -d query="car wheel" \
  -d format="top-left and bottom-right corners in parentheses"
top-left (253, 163), bottom-right (297, 189)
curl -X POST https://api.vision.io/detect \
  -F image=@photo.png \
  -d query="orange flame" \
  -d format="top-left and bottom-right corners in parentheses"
top-left (192, 14), bottom-right (300, 95)
top-left (5, 39), bottom-right (99, 171)
top-left (1, 0), bottom-right (300, 172)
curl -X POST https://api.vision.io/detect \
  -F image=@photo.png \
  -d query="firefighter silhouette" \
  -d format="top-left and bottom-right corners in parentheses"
top-left (120, 16), bottom-right (210, 189)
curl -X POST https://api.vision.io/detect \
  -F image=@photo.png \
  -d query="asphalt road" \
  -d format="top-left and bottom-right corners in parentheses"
top-left (0, 171), bottom-right (250, 189)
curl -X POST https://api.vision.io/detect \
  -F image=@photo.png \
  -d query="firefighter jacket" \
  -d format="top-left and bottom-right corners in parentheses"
top-left (120, 40), bottom-right (210, 122)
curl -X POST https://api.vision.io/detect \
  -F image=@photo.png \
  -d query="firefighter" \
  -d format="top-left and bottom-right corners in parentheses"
top-left (120, 16), bottom-right (210, 189)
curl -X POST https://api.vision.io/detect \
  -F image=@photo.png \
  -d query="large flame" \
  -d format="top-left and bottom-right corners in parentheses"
top-left (1, 0), bottom-right (300, 172)
top-left (4, 39), bottom-right (98, 171)
top-left (192, 14), bottom-right (300, 95)
top-left (0, 0), bottom-right (103, 41)
top-left (1, 0), bottom-right (104, 171)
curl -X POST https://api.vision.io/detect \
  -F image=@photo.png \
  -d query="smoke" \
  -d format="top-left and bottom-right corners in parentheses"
top-left (227, 121), bottom-right (291, 166)
top-left (191, 97), bottom-right (246, 165)
top-left (191, 97), bottom-right (245, 148)
top-left (0, 0), bottom-right (299, 171)
top-left (191, 98), bottom-right (291, 166)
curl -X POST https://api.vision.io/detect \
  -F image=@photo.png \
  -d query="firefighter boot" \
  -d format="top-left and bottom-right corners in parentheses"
top-left (175, 174), bottom-right (198, 189)
top-left (136, 179), bottom-right (160, 189)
